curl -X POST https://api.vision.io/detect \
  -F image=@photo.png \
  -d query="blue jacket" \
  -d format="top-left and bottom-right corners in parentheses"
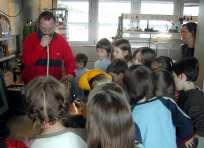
top-left (132, 96), bottom-right (193, 148)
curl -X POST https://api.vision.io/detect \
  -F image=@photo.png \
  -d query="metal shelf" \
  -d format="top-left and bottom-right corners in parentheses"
top-left (0, 36), bottom-right (12, 41)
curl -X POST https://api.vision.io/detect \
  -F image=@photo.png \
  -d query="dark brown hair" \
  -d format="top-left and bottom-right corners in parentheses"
top-left (182, 22), bottom-right (197, 39)
top-left (133, 47), bottom-right (156, 67)
top-left (87, 83), bottom-right (135, 148)
top-left (112, 38), bottom-right (132, 62)
top-left (25, 76), bottom-right (69, 125)
top-left (151, 56), bottom-right (173, 72)
top-left (96, 38), bottom-right (112, 54)
top-left (76, 53), bottom-right (88, 67)
top-left (173, 57), bottom-right (199, 82)
top-left (152, 70), bottom-right (176, 98)
top-left (124, 65), bottom-right (154, 100)
top-left (38, 11), bottom-right (56, 23)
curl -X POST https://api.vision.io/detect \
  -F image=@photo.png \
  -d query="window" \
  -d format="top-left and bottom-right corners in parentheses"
top-left (57, 0), bottom-right (89, 41)
top-left (141, 2), bottom-right (174, 15)
top-left (98, 1), bottom-right (131, 40)
top-left (183, 6), bottom-right (199, 16)
top-left (140, 2), bottom-right (174, 32)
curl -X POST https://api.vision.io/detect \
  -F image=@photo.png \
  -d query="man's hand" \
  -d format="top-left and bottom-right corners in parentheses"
top-left (40, 35), bottom-right (51, 47)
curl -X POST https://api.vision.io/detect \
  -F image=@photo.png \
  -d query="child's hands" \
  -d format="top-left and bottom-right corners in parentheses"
top-left (184, 137), bottom-right (194, 148)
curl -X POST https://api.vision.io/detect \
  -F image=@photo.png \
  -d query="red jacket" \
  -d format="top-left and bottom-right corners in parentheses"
top-left (22, 32), bottom-right (75, 84)
top-left (4, 139), bottom-right (27, 148)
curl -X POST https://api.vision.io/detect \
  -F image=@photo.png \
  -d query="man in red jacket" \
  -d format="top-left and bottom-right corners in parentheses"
top-left (22, 11), bottom-right (75, 84)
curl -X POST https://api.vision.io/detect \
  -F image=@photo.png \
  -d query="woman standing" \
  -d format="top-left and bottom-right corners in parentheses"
top-left (180, 22), bottom-right (197, 58)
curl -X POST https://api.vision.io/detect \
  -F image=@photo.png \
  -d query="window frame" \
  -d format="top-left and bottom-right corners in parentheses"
top-left (57, 0), bottom-right (199, 45)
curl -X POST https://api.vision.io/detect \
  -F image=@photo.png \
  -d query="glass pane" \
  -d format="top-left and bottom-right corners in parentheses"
top-left (184, 6), bottom-right (199, 16)
top-left (57, 1), bottom-right (89, 41)
top-left (140, 20), bottom-right (172, 32)
top-left (98, 1), bottom-right (131, 40)
top-left (141, 2), bottom-right (174, 15)
top-left (68, 23), bottom-right (88, 41)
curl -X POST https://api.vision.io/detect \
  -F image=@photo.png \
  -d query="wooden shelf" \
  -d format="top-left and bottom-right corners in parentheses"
top-left (0, 54), bottom-right (16, 63)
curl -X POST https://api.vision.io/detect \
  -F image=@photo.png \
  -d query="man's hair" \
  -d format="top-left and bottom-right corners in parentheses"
top-left (25, 76), bottom-right (69, 125)
top-left (38, 11), bottom-right (56, 23)
top-left (87, 82), bottom-right (135, 148)
top-left (76, 53), bottom-right (88, 67)
top-left (124, 65), bottom-right (154, 100)
top-left (173, 57), bottom-right (199, 82)
top-left (106, 59), bottom-right (128, 74)
top-left (96, 38), bottom-right (112, 54)
top-left (133, 47), bottom-right (156, 67)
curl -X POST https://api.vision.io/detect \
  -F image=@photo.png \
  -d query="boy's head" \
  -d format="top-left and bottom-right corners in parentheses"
top-left (124, 65), bottom-right (154, 100)
top-left (132, 47), bottom-right (156, 67)
top-left (76, 53), bottom-right (88, 68)
top-left (96, 38), bottom-right (112, 59)
top-left (173, 57), bottom-right (199, 90)
top-left (112, 38), bottom-right (132, 62)
top-left (106, 59), bottom-right (128, 86)
top-left (25, 76), bottom-right (69, 126)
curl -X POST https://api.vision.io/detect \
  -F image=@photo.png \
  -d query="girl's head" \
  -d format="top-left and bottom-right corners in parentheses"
top-left (153, 70), bottom-right (175, 98)
top-left (151, 56), bottom-right (174, 72)
top-left (25, 76), bottom-right (69, 126)
top-left (125, 65), bottom-right (154, 100)
top-left (180, 22), bottom-right (197, 45)
top-left (87, 82), bottom-right (135, 148)
top-left (132, 47), bottom-right (156, 67)
top-left (112, 38), bottom-right (132, 62)
top-left (96, 38), bottom-right (112, 59)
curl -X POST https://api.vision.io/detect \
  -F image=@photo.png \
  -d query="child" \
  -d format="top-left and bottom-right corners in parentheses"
top-left (152, 70), bottom-right (176, 99)
top-left (124, 65), bottom-right (193, 148)
top-left (132, 47), bottom-right (156, 67)
top-left (151, 56), bottom-right (174, 72)
top-left (106, 59), bottom-right (128, 88)
top-left (78, 69), bottom-right (112, 92)
top-left (86, 82), bottom-right (142, 148)
top-left (112, 38), bottom-right (132, 66)
top-left (173, 57), bottom-right (204, 148)
top-left (94, 38), bottom-right (112, 71)
top-left (25, 76), bottom-right (87, 148)
top-left (75, 53), bottom-right (88, 81)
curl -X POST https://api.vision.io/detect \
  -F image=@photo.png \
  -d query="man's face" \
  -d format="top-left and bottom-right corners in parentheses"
top-left (39, 18), bottom-right (55, 36)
